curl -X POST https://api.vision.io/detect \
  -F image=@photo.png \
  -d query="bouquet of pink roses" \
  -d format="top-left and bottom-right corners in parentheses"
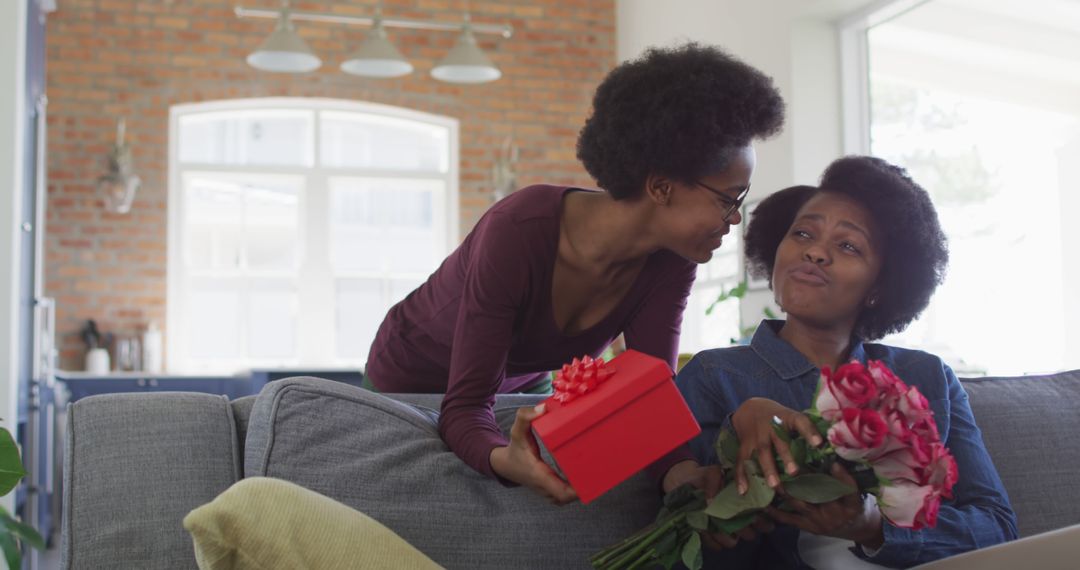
top-left (589, 360), bottom-right (958, 570)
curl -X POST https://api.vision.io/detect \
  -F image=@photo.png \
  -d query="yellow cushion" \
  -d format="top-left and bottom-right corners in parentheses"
top-left (183, 477), bottom-right (443, 570)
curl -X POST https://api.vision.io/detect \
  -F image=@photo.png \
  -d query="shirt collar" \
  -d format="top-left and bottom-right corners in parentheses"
top-left (750, 319), bottom-right (867, 381)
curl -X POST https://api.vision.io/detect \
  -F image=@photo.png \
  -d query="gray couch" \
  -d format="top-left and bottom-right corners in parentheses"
top-left (60, 370), bottom-right (1080, 569)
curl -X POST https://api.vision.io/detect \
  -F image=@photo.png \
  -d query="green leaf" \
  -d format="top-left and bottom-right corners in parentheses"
top-left (0, 530), bottom-right (19, 570)
top-left (0, 509), bottom-right (44, 550)
top-left (652, 548), bottom-right (678, 570)
top-left (653, 529), bottom-right (678, 558)
top-left (680, 533), bottom-right (702, 570)
top-left (743, 458), bottom-right (761, 477)
top-left (706, 281), bottom-right (749, 315)
top-left (715, 428), bottom-right (740, 471)
top-left (783, 473), bottom-right (856, 504)
top-left (790, 438), bottom-right (807, 467)
top-left (0, 429), bottom-right (26, 497)
top-left (702, 474), bottom-right (775, 519)
top-left (763, 307), bottom-right (778, 319)
top-left (812, 417), bottom-right (832, 441)
top-left (774, 500), bottom-right (800, 513)
top-left (710, 511), bottom-right (756, 534)
top-left (686, 511), bottom-right (708, 531)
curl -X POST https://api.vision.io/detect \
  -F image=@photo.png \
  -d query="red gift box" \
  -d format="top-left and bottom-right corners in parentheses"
top-left (531, 349), bottom-right (701, 504)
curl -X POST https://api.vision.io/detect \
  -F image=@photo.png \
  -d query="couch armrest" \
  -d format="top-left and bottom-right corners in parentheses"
top-left (61, 392), bottom-right (241, 570)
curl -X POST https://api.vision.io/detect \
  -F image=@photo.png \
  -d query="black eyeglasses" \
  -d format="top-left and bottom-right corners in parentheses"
top-left (694, 180), bottom-right (750, 222)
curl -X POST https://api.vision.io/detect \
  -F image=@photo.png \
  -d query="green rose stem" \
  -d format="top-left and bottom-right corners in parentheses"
top-left (591, 514), bottom-right (681, 569)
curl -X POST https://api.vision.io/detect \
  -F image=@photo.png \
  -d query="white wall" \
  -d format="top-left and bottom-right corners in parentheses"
top-left (0, 0), bottom-right (28, 511)
top-left (1059, 137), bottom-right (1080, 369)
top-left (616, 0), bottom-right (875, 328)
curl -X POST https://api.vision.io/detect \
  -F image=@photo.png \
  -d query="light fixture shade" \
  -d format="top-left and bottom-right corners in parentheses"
top-left (431, 26), bottom-right (501, 84)
top-left (246, 10), bottom-right (321, 73)
top-left (341, 22), bottom-right (413, 78)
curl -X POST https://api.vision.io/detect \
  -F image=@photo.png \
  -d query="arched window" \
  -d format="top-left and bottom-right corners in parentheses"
top-left (168, 98), bottom-right (458, 373)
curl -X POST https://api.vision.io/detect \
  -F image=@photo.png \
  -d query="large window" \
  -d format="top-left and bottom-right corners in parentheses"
top-left (845, 0), bottom-right (1080, 375)
top-left (680, 229), bottom-right (743, 357)
top-left (168, 99), bottom-right (458, 373)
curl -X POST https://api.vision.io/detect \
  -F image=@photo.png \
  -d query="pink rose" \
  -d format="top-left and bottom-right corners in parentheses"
top-left (879, 482), bottom-right (942, 530)
top-left (911, 414), bottom-right (940, 442)
top-left (926, 443), bottom-right (959, 499)
top-left (868, 360), bottom-right (906, 405)
top-left (871, 444), bottom-right (934, 484)
top-left (815, 362), bottom-right (878, 421)
top-left (828, 407), bottom-right (889, 461)
top-left (897, 385), bottom-right (932, 424)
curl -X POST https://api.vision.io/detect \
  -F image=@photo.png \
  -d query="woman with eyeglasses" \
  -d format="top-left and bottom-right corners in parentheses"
top-left (363, 43), bottom-right (785, 503)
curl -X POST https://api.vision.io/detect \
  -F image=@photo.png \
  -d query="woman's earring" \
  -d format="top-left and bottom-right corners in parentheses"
top-left (867, 297), bottom-right (878, 308)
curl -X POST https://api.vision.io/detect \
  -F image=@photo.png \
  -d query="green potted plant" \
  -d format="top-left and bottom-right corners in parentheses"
top-left (0, 427), bottom-right (44, 569)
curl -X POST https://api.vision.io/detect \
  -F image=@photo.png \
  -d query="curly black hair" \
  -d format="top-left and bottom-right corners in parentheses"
top-left (744, 156), bottom-right (949, 340)
top-left (576, 42), bottom-right (785, 200)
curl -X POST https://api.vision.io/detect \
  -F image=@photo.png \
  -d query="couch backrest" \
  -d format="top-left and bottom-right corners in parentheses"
top-left (960, 370), bottom-right (1080, 537)
top-left (62, 392), bottom-right (241, 570)
top-left (243, 377), bottom-right (660, 570)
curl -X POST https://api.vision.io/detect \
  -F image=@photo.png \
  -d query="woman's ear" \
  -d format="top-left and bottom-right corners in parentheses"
top-left (644, 174), bottom-right (673, 206)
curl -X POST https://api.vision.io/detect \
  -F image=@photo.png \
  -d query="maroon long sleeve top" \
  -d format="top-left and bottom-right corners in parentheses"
top-left (365, 185), bottom-right (697, 480)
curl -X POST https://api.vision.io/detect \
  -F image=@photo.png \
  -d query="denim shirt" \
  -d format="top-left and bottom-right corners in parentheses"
top-left (675, 320), bottom-right (1018, 569)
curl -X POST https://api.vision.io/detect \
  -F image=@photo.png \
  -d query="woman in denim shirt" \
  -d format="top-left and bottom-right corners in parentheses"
top-left (672, 156), bottom-right (1017, 568)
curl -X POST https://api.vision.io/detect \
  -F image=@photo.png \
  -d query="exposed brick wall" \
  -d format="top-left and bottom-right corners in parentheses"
top-left (46, 0), bottom-right (614, 370)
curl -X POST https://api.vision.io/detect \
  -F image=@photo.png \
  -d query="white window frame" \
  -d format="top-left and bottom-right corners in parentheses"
top-left (838, 0), bottom-right (931, 154)
top-left (167, 97), bottom-right (459, 374)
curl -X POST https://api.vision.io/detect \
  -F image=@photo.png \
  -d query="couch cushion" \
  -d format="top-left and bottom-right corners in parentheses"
top-left (231, 396), bottom-right (256, 461)
top-left (244, 377), bottom-right (661, 569)
top-left (184, 477), bottom-right (441, 570)
top-left (961, 370), bottom-right (1080, 537)
top-left (62, 392), bottom-right (241, 570)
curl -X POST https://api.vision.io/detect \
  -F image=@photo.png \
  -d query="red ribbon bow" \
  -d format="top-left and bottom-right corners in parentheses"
top-left (551, 355), bottom-right (616, 405)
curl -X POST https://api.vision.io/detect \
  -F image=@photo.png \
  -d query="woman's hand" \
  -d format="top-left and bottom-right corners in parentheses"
top-left (731, 398), bottom-right (823, 493)
top-left (662, 461), bottom-right (775, 550)
top-left (765, 463), bottom-right (885, 549)
top-left (489, 404), bottom-right (578, 505)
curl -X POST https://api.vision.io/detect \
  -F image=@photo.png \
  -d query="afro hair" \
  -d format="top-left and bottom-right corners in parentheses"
top-left (576, 42), bottom-right (784, 200)
top-left (744, 156), bottom-right (949, 340)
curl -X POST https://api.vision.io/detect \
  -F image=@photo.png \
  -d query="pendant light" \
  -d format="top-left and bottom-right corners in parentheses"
top-left (340, 3), bottom-right (413, 78)
top-left (246, 0), bottom-right (321, 73)
top-left (431, 14), bottom-right (501, 84)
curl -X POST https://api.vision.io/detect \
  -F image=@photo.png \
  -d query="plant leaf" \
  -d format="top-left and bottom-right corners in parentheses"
top-left (686, 511), bottom-right (708, 531)
top-left (657, 541), bottom-right (681, 570)
top-left (703, 474), bottom-right (775, 519)
top-left (790, 437), bottom-right (807, 467)
top-left (715, 428), bottom-right (740, 471)
top-left (0, 509), bottom-right (44, 550)
top-left (0, 529), bottom-right (19, 570)
top-left (0, 429), bottom-right (26, 497)
top-left (680, 532), bottom-right (702, 570)
top-left (783, 473), bottom-right (857, 504)
top-left (710, 511), bottom-right (756, 534)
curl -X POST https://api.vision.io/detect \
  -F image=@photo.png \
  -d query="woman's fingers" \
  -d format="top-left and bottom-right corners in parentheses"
top-left (704, 464), bottom-right (724, 501)
top-left (534, 464), bottom-right (578, 505)
top-left (830, 463), bottom-right (863, 512)
top-left (756, 443), bottom-right (783, 490)
top-left (511, 404), bottom-right (543, 443)
top-left (734, 526), bottom-right (758, 542)
top-left (702, 532), bottom-right (739, 550)
top-left (790, 412), bottom-right (824, 447)
top-left (770, 430), bottom-right (799, 477)
top-left (750, 514), bottom-right (775, 535)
